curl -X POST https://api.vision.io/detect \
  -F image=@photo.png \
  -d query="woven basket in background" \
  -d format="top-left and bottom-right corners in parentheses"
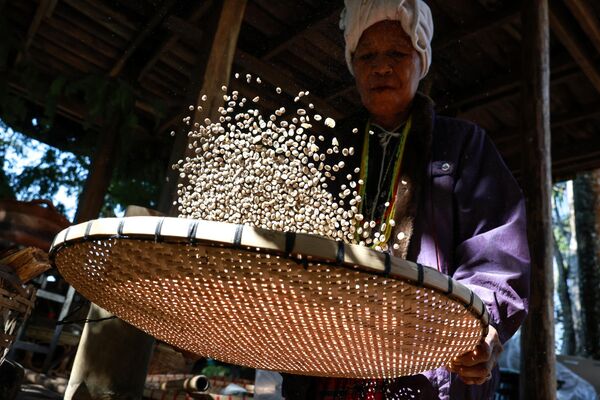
top-left (0, 267), bottom-right (36, 364)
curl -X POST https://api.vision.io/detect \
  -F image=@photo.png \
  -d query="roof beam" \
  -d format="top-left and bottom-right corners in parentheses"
top-left (61, 0), bottom-right (135, 40)
top-left (503, 132), bottom-right (600, 181)
top-left (501, 145), bottom-right (599, 182)
top-left (433, 3), bottom-right (519, 52)
top-left (138, 1), bottom-right (213, 81)
top-left (109, 0), bottom-right (177, 77)
top-left (235, 49), bottom-right (343, 119)
top-left (552, 101), bottom-right (600, 129)
top-left (552, 140), bottom-right (600, 179)
top-left (18, 0), bottom-right (58, 59)
top-left (158, 70), bottom-right (344, 135)
top-left (549, 4), bottom-right (600, 93)
top-left (491, 102), bottom-right (600, 155)
top-left (562, 0), bottom-right (600, 54)
top-left (326, 86), bottom-right (356, 102)
top-left (439, 52), bottom-right (579, 111)
top-left (152, 15), bottom-right (345, 122)
top-left (262, 6), bottom-right (342, 61)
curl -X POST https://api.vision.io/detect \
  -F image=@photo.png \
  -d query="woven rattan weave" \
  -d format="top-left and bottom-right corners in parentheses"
top-left (0, 267), bottom-right (36, 364)
top-left (50, 217), bottom-right (489, 379)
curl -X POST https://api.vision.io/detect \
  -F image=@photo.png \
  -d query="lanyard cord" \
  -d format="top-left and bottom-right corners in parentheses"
top-left (429, 166), bottom-right (442, 273)
top-left (357, 117), bottom-right (412, 248)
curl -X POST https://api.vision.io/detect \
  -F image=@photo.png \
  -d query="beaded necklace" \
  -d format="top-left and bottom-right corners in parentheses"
top-left (357, 116), bottom-right (412, 248)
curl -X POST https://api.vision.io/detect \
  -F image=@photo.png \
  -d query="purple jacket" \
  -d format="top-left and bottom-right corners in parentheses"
top-left (282, 94), bottom-right (530, 399)
top-left (409, 112), bottom-right (530, 398)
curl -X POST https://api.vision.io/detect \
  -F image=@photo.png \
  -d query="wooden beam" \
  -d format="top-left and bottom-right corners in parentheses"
top-left (262, 6), bottom-right (342, 61)
top-left (39, 24), bottom-right (113, 70)
top-left (244, 2), bottom-right (288, 38)
top-left (61, 0), bottom-right (136, 40)
top-left (78, 0), bottom-right (138, 32)
top-left (44, 15), bottom-right (120, 60)
top-left (154, 19), bottom-right (345, 127)
top-left (54, 4), bottom-right (128, 48)
top-left (505, 134), bottom-right (600, 182)
top-left (158, 0), bottom-right (247, 215)
top-left (18, 0), bottom-right (58, 58)
top-left (192, 0), bottom-right (246, 124)
top-left (156, 109), bottom-right (188, 136)
top-left (444, 53), bottom-right (582, 112)
top-left (30, 36), bottom-right (103, 73)
top-left (488, 103), bottom-right (600, 156)
top-left (235, 49), bottom-right (343, 120)
top-left (138, 1), bottom-right (213, 81)
top-left (231, 77), bottom-right (283, 112)
top-left (162, 15), bottom-right (206, 41)
top-left (109, 0), bottom-right (178, 77)
top-left (562, 0), bottom-right (600, 54)
top-left (552, 141), bottom-right (600, 177)
top-left (520, 1), bottom-right (555, 399)
top-left (45, 0), bottom-right (58, 17)
top-left (433, 3), bottom-right (519, 52)
top-left (326, 85), bottom-right (356, 102)
top-left (8, 82), bottom-right (90, 127)
top-left (549, 4), bottom-right (600, 94)
top-left (552, 101), bottom-right (600, 129)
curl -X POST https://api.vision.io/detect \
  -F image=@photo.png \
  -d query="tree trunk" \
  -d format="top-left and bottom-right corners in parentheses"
top-left (573, 172), bottom-right (600, 359)
top-left (552, 231), bottom-right (576, 355)
top-left (74, 118), bottom-right (121, 223)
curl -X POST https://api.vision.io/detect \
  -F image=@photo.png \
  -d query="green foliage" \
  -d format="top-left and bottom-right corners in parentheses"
top-left (201, 365), bottom-right (231, 378)
top-left (0, 121), bottom-right (14, 199)
top-left (42, 74), bottom-right (139, 139)
top-left (38, 76), bottom-right (167, 213)
top-left (0, 11), bottom-right (168, 214)
top-left (1, 128), bottom-right (89, 216)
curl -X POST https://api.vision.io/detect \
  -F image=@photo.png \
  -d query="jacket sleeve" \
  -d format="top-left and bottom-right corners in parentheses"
top-left (451, 126), bottom-right (530, 343)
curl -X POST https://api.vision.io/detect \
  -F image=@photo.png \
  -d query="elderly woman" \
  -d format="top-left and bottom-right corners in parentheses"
top-left (281, 0), bottom-right (530, 399)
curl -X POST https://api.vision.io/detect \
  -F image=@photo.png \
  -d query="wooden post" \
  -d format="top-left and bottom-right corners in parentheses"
top-left (73, 121), bottom-right (120, 223)
top-left (158, 0), bottom-right (247, 215)
top-left (520, 0), bottom-right (556, 399)
top-left (64, 304), bottom-right (155, 400)
top-left (549, 6), bottom-right (600, 94)
top-left (64, 206), bottom-right (162, 400)
top-left (43, 119), bottom-right (122, 378)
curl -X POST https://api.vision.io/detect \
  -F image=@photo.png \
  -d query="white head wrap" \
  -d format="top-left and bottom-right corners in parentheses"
top-left (339, 0), bottom-right (434, 79)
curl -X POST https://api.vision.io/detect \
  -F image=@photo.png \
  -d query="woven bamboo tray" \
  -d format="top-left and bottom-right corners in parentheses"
top-left (50, 217), bottom-right (489, 379)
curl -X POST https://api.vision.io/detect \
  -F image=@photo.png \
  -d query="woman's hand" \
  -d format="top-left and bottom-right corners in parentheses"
top-left (446, 325), bottom-right (503, 385)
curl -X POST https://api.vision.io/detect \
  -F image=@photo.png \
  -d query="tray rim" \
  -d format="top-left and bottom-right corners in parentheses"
top-left (49, 216), bottom-right (490, 331)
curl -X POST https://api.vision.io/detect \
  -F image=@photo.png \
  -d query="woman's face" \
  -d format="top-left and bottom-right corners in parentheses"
top-left (352, 21), bottom-right (421, 122)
